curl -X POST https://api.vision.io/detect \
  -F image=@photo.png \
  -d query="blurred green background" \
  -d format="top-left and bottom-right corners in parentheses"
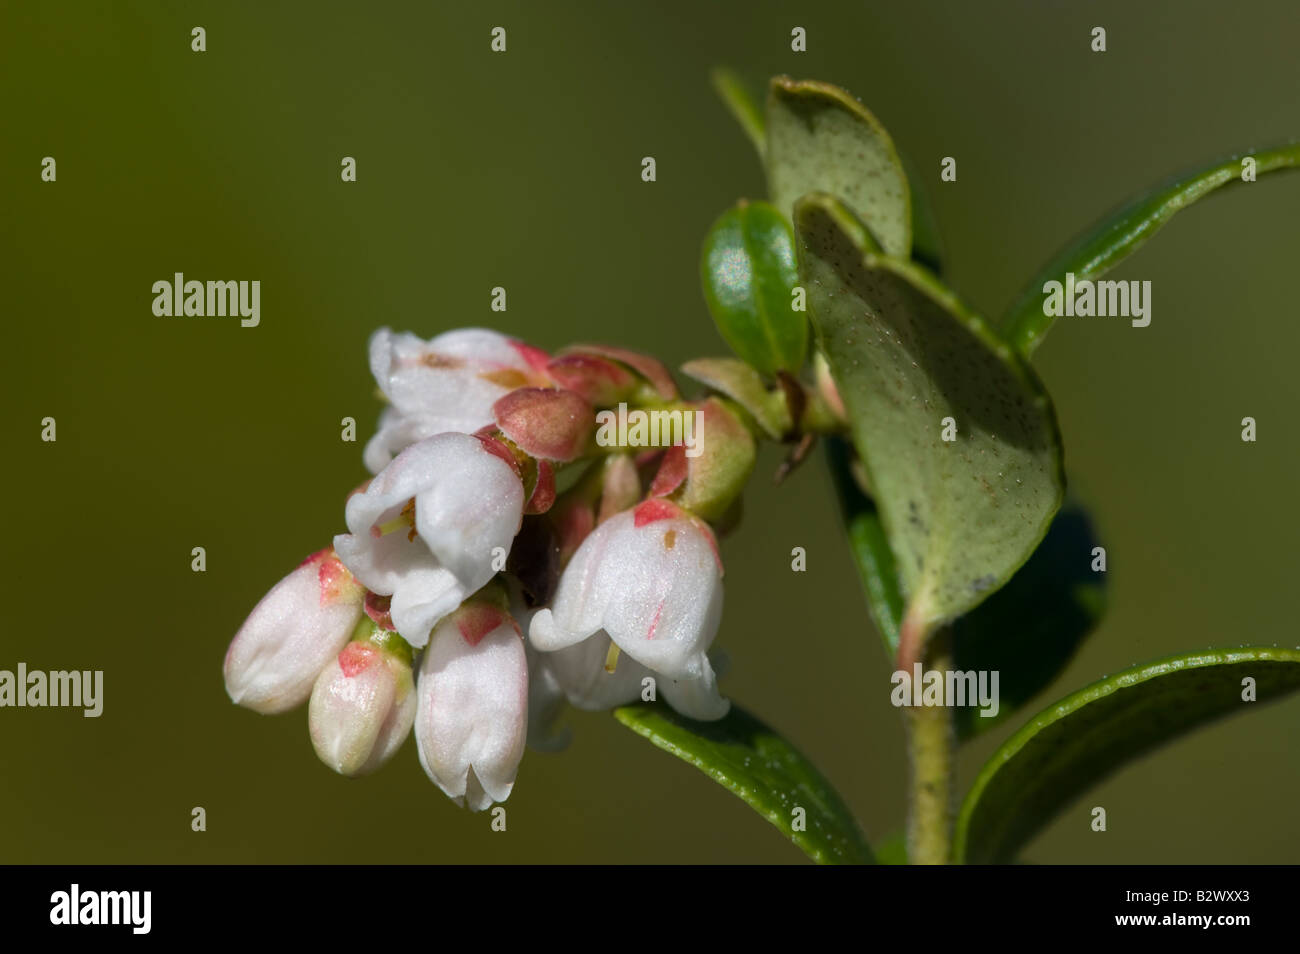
top-left (3, 0), bottom-right (1297, 863)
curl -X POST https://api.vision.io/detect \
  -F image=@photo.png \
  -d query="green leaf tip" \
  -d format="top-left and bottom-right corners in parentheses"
top-left (955, 646), bottom-right (1300, 863)
top-left (614, 701), bottom-right (874, 864)
top-left (766, 75), bottom-right (912, 257)
top-left (1002, 142), bottom-right (1300, 355)
top-left (710, 67), bottom-right (765, 158)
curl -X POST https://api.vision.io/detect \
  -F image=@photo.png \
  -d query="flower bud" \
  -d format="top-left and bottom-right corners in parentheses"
top-left (308, 623), bottom-right (415, 776)
top-left (545, 353), bottom-right (637, 405)
top-left (561, 344), bottom-right (678, 400)
top-left (224, 549), bottom-right (364, 714)
top-left (492, 387), bottom-right (594, 462)
top-left (415, 599), bottom-right (528, 811)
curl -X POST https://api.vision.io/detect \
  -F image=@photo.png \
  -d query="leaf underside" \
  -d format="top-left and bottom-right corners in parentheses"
top-left (765, 75), bottom-right (912, 257)
top-left (797, 194), bottom-right (1064, 637)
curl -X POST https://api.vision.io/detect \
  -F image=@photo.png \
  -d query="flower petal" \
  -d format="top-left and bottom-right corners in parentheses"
top-left (548, 633), bottom-right (646, 710)
top-left (411, 435), bottom-right (524, 586)
top-left (387, 564), bottom-right (465, 648)
top-left (363, 328), bottom-right (544, 471)
top-left (657, 655), bottom-right (731, 721)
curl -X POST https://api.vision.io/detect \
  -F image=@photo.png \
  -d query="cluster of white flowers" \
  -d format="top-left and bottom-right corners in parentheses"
top-left (224, 328), bottom-right (748, 811)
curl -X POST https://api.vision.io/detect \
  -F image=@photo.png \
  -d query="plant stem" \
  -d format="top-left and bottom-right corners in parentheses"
top-left (905, 628), bottom-right (955, 864)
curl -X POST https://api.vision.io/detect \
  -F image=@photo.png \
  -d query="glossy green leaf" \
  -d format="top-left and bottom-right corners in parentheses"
top-left (951, 504), bottom-right (1107, 739)
top-left (955, 647), bottom-right (1300, 864)
top-left (765, 76), bottom-right (912, 257)
top-left (681, 356), bottom-right (791, 439)
top-left (614, 701), bottom-right (874, 864)
top-left (827, 435), bottom-right (903, 658)
top-left (1002, 142), bottom-right (1300, 355)
top-left (796, 193), bottom-right (1063, 660)
top-left (710, 67), bottom-right (765, 158)
top-left (701, 199), bottom-right (807, 375)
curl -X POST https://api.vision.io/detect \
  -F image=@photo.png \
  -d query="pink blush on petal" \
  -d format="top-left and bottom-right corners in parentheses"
top-left (633, 498), bottom-right (679, 527)
top-left (339, 643), bottom-right (378, 678)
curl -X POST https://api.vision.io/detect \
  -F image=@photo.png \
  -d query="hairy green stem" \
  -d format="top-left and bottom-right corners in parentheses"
top-left (905, 629), bottom-right (955, 864)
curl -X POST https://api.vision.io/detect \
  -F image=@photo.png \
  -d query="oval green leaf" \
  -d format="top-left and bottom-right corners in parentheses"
top-left (796, 193), bottom-right (1064, 661)
top-left (766, 75), bottom-right (912, 257)
top-left (1002, 142), bottom-right (1300, 355)
top-left (701, 199), bottom-right (807, 375)
top-left (955, 646), bottom-right (1300, 864)
top-left (614, 701), bottom-right (874, 864)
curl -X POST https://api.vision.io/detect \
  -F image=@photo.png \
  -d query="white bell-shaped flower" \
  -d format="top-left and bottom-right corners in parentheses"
top-left (334, 432), bottom-right (525, 649)
top-left (364, 327), bottom-right (547, 473)
top-left (529, 498), bottom-right (728, 700)
top-left (415, 601), bottom-right (529, 811)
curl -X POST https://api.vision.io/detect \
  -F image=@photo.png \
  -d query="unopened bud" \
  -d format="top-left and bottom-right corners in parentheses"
top-left (308, 621), bottom-right (415, 776)
top-left (224, 549), bottom-right (364, 714)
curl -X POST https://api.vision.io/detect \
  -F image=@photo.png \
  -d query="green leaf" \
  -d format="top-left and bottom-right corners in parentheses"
top-left (765, 75), bottom-right (912, 257)
top-left (830, 434), bottom-right (1105, 729)
top-left (899, 150), bottom-right (944, 274)
top-left (955, 647), bottom-right (1300, 864)
top-left (875, 831), bottom-right (909, 865)
top-left (796, 193), bottom-right (1063, 662)
top-left (710, 67), bottom-right (765, 158)
top-left (700, 199), bottom-right (807, 375)
top-left (952, 504), bottom-right (1107, 739)
top-left (820, 230), bottom-right (1099, 727)
top-left (614, 701), bottom-right (874, 864)
top-left (827, 436), bottom-right (903, 658)
top-left (1002, 143), bottom-right (1300, 355)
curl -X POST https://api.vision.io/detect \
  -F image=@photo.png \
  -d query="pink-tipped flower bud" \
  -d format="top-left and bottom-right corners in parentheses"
top-left (415, 598), bottom-right (528, 811)
top-left (544, 353), bottom-right (638, 405)
top-left (560, 344), bottom-right (679, 400)
top-left (224, 549), bottom-right (365, 714)
top-left (308, 620), bottom-right (415, 776)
